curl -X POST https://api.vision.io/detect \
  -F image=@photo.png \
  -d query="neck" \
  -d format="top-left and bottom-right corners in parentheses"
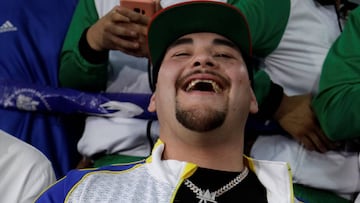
top-left (160, 128), bottom-right (245, 172)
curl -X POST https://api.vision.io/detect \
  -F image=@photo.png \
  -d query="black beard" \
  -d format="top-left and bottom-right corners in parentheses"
top-left (175, 103), bottom-right (226, 132)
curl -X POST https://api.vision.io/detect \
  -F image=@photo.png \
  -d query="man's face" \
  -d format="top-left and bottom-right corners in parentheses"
top-left (148, 32), bottom-right (258, 132)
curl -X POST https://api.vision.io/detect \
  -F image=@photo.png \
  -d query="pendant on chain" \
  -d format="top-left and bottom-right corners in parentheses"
top-left (196, 189), bottom-right (217, 203)
top-left (185, 167), bottom-right (249, 203)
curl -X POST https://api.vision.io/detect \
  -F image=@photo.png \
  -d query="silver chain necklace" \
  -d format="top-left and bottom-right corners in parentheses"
top-left (184, 167), bottom-right (249, 203)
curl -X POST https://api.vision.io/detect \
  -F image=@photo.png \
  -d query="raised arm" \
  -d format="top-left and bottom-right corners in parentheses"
top-left (59, 0), bottom-right (150, 92)
top-left (313, 7), bottom-right (360, 141)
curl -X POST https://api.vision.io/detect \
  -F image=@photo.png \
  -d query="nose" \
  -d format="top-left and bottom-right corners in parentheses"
top-left (192, 54), bottom-right (215, 68)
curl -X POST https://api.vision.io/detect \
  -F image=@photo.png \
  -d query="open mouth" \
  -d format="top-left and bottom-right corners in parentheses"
top-left (185, 79), bottom-right (223, 93)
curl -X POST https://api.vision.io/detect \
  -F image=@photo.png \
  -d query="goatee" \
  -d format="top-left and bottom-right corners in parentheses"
top-left (176, 102), bottom-right (226, 132)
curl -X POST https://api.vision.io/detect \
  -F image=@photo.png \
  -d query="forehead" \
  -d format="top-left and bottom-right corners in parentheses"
top-left (179, 32), bottom-right (228, 41)
top-left (168, 32), bottom-right (241, 52)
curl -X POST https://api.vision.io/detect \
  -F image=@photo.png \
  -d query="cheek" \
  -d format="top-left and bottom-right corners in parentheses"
top-left (157, 61), bottom-right (185, 87)
top-left (227, 68), bottom-right (252, 101)
top-left (156, 63), bottom-right (178, 100)
top-left (227, 67), bottom-right (248, 86)
top-left (157, 69), bottom-right (175, 91)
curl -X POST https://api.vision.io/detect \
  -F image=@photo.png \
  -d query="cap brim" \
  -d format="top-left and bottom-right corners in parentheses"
top-left (147, 1), bottom-right (252, 90)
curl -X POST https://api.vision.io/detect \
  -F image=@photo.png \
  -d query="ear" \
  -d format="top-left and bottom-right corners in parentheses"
top-left (148, 92), bottom-right (156, 113)
top-left (249, 88), bottom-right (258, 114)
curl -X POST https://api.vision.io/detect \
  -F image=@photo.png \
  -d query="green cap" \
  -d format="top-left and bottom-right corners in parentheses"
top-left (147, 1), bottom-right (252, 90)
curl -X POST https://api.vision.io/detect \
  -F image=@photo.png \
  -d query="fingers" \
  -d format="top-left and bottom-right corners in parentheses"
top-left (110, 23), bottom-right (149, 57)
top-left (107, 22), bottom-right (141, 41)
top-left (86, 7), bottom-right (134, 51)
top-left (108, 6), bottom-right (148, 35)
top-left (154, 0), bottom-right (162, 11)
top-left (110, 6), bottom-right (132, 23)
top-left (116, 6), bottom-right (150, 25)
top-left (90, 6), bottom-right (149, 56)
top-left (273, 93), bottom-right (341, 153)
top-left (303, 114), bottom-right (340, 152)
top-left (286, 116), bottom-right (330, 153)
top-left (303, 131), bottom-right (327, 153)
top-left (298, 136), bottom-right (316, 151)
top-left (313, 125), bottom-right (338, 149)
top-left (110, 37), bottom-right (144, 57)
top-left (299, 124), bottom-right (338, 153)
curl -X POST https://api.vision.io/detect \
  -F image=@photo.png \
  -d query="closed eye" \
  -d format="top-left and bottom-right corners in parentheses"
top-left (173, 52), bottom-right (191, 57)
top-left (214, 53), bottom-right (232, 58)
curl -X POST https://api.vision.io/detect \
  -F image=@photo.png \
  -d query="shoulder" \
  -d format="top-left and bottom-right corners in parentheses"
top-left (34, 162), bottom-right (147, 202)
top-left (0, 130), bottom-right (53, 168)
top-left (0, 130), bottom-right (56, 202)
top-left (65, 161), bottom-right (145, 184)
top-left (53, 162), bottom-right (145, 196)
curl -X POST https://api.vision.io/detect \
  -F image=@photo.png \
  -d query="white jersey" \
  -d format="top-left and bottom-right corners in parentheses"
top-left (0, 130), bottom-right (56, 203)
top-left (263, 0), bottom-right (341, 95)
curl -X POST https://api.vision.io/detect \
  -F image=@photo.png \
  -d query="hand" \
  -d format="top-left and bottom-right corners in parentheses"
top-left (274, 94), bottom-right (338, 153)
top-left (155, 0), bottom-right (162, 11)
top-left (87, 6), bottom-right (150, 57)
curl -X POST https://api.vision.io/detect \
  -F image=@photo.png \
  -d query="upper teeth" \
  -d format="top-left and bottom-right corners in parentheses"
top-left (186, 79), bottom-right (222, 93)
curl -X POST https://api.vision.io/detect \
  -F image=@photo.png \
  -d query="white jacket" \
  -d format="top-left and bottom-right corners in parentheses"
top-left (37, 140), bottom-right (299, 203)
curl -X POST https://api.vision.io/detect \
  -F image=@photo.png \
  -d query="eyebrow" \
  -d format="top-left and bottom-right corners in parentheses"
top-left (168, 36), bottom-right (241, 52)
top-left (213, 38), bottom-right (239, 51)
top-left (168, 38), bottom-right (193, 49)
